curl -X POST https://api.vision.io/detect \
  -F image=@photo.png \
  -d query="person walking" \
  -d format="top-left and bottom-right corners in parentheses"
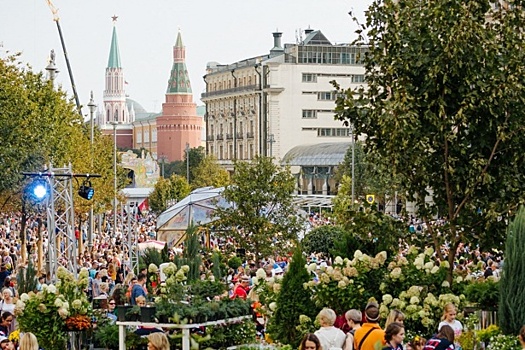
top-left (314, 308), bottom-right (346, 350)
top-left (344, 309), bottom-right (362, 350)
top-left (353, 301), bottom-right (385, 350)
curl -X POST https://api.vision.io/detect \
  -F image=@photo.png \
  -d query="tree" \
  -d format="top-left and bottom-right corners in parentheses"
top-left (266, 247), bottom-right (317, 347)
top-left (302, 226), bottom-right (346, 260)
top-left (499, 206), bottom-right (525, 335)
top-left (215, 156), bottom-right (302, 260)
top-left (0, 55), bottom-right (117, 214)
top-left (184, 146), bottom-right (206, 184)
top-left (191, 155), bottom-right (230, 189)
top-left (335, 0), bottom-right (525, 280)
top-left (148, 174), bottom-right (191, 213)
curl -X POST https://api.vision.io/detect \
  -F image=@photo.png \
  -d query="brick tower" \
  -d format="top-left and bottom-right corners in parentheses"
top-left (156, 30), bottom-right (202, 161)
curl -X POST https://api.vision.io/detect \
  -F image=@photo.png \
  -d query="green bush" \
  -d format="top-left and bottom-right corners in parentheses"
top-left (464, 279), bottom-right (499, 310)
top-left (499, 206), bottom-right (525, 334)
top-left (228, 256), bottom-right (243, 270)
top-left (200, 319), bottom-right (257, 349)
top-left (266, 247), bottom-right (317, 347)
top-left (302, 225), bottom-right (345, 259)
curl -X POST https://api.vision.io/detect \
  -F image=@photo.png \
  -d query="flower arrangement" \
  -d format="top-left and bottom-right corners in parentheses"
top-left (8, 329), bottom-right (19, 344)
top-left (377, 246), bottom-right (469, 335)
top-left (65, 314), bottom-right (92, 331)
top-left (15, 267), bottom-right (92, 349)
top-left (304, 251), bottom-right (388, 314)
top-left (486, 334), bottom-right (521, 350)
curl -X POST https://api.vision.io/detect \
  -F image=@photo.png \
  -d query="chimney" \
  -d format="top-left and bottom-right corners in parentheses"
top-left (270, 31), bottom-right (284, 56)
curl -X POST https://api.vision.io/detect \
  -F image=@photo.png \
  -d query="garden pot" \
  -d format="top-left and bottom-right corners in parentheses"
top-left (140, 306), bottom-right (157, 323)
top-left (116, 305), bottom-right (131, 322)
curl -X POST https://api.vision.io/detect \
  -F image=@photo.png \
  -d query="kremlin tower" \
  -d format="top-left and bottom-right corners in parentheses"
top-left (98, 17), bottom-right (135, 149)
top-left (156, 30), bottom-right (202, 162)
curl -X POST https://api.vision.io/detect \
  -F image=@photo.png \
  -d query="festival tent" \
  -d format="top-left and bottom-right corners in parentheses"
top-left (137, 240), bottom-right (166, 251)
top-left (156, 187), bottom-right (232, 246)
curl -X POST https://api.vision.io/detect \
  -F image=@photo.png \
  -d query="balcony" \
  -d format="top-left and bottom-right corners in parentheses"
top-left (201, 84), bottom-right (259, 99)
top-left (236, 132), bottom-right (244, 139)
top-left (226, 133), bottom-right (234, 140)
top-left (216, 134), bottom-right (224, 140)
top-left (207, 135), bottom-right (214, 141)
top-left (246, 132), bottom-right (255, 139)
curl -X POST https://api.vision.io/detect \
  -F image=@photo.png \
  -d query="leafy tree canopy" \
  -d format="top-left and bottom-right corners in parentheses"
top-left (215, 156), bottom-right (302, 260)
top-left (148, 174), bottom-right (191, 214)
top-left (335, 0), bottom-right (525, 276)
top-left (191, 155), bottom-right (230, 189)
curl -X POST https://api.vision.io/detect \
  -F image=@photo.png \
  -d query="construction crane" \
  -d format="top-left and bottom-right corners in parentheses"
top-left (45, 0), bottom-right (82, 115)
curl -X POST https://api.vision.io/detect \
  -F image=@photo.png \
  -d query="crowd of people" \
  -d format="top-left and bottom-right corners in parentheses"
top-left (298, 302), bottom-right (524, 350)
top-left (0, 208), bottom-right (515, 349)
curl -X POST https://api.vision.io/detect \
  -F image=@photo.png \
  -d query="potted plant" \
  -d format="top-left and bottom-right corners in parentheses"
top-left (125, 305), bottom-right (141, 322)
top-left (116, 305), bottom-right (132, 322)
top-left (140, 303), bottom-right (157, 323)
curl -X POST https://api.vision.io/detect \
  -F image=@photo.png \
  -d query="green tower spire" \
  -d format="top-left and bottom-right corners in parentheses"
top-left (107, 25), bottom-right (122, 68)
top-left (166, 30), bottom-right (192, 94)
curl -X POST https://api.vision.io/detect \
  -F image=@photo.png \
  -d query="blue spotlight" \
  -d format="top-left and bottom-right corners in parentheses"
top-left (26, 178), bottom-right (50, 203)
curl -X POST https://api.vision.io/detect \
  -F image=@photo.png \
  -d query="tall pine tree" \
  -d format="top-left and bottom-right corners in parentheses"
top-left (499, 206), bottom-right (525, 334)
top-left (267, 246), bottom-right (317, 347)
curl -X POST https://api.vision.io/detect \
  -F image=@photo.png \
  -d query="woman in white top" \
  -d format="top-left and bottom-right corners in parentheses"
top-left (438, 303), bottom-right (463, 349)
top-left (314, 308), bottom-right (346, 350)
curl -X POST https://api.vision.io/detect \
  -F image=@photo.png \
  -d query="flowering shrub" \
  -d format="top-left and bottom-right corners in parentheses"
top-left (250, 268), bottom-right (282, 318)
top-left (486, 334), bottom-right (521, 350)
top-left (379, 246), bottom-right (467, 335)
top-left (16, 267), bottom-right (92, 349)
top-left (304, 251), bottom-right (388, 314)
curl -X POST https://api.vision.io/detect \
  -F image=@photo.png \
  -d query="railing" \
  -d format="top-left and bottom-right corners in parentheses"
top-left (201, 85), bottom-right (259, 99)
top-left (246, 132), bottom-right (255, 139)
top-left (236, 132), bottom-right (244, 139)
top-left (207, 135), bottom-right (214, 141)
top-left (216, 134), bottom-right (224, 140)
top-left (226, 133), bottom-right (233, 140)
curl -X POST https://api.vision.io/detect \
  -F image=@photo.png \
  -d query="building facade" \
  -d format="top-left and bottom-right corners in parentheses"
top-left (201, 29), bottom-right (366, 193)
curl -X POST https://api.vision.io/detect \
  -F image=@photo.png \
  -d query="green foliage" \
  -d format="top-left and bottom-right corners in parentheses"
top-left (139, 247), bottom-right (164, 271)
top-left (191, 154), bottom-right (230, 189)
top-left (331, 205), bottom-right (405, 259)
top-left (499, 206), bottom-right (525, 335)
top-left (228, 256), bottom-right (243, 270)
top-left (94, 323), bottom-right (119, 349)
top-left (215, 156), bottom-right (302, 260)
top-left (149, 174), bottom-right (191, 213)
top-left (486, 334), bottom-right (521, 350)
top-left (267, 247), bottom-right (317, 347)
top-left (181, 225), bottom-right (202, 282)
top-left (337, 0), bottom-right (525, 280)
top-left (201, 319), bottom-right (257, 349)
top-left (302, 225), bottom-right (346, 259)
top-left (211, 251), bottom-right (223, 280)
top-left (464, 279), bottom-right (499, 310)
top-left (476, 324), bottom-right (500, 344)
top-left (16, 258), bottom-right (38, 294)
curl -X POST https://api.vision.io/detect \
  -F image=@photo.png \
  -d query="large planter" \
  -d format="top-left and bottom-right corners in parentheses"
top-left (116, 305), bottom-right (131, 322)
top-left (140, 306), bottom-right (157, 323)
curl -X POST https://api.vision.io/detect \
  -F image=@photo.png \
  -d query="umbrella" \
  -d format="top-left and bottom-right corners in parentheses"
top-left (156, 186), bottom-right (231, 231)
top-left (137, 240), bottom-right (166, 251)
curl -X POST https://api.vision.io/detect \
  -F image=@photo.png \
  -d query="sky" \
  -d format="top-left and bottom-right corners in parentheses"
top-left (0, 0), bottom-right (372, 117)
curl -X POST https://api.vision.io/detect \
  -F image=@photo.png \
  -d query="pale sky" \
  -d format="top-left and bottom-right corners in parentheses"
top-left (0, 0), bottom-right (372, 117)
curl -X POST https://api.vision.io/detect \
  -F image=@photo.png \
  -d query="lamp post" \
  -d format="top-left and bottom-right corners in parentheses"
top-left (110, 120), bottom-right (118, 239)
top-left (351, 125), bottom-right (355, 205)
top-left (87, 92), bottom-right (96, 249)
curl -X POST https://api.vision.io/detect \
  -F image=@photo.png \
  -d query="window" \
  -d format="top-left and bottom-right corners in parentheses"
top-left (152, 128), bottom-right (157, 142)
top-left (229, 145), bottom-right (233, 159)
top-left (352, 75), bottom-right (365, 83)
top-left (136, 132), bottom-right (142, 144)
top-left (317, 128), bottom-right (351, 137)
top-left (239, 145), bottom-right (244, 159)
top-left (302, 110), bottom-right (317, 119)
top-left (302, 73), bottom-right (317, 82)
top-left (318, 92), bottom-right (335, 100)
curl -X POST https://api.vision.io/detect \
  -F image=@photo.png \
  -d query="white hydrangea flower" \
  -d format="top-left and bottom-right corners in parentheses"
top-left (410, 296), bottom-right (420, 305)
top-left (424, 247), bottom-right (434, 256)
top-left (256, 268), bottom-right (266, 279)
top-left (354, 250), bottom-right (363, 259)
top-left (382, 294), bottom-right (393, 305)
top-left (455, 276), bottom-right (463, 283)
top-left (440, 260), bottom-right (450, 269)
top-left (424, 261), bottom-right (434, 270)
top-left (269, 302), bottom-right (277, 311)
top-left (442, 281), bottom-right (450, 288)
top-left (20, 293), bottom-right (30, 302)
top-left (390, 267), bottom-right (402, 279)
top-left (414, 258), bottom-right (424, 270)
top-left (431, 266), bottom-right (440, 274)
top-left (47, 285), bottom-right (57, 294)
top-left (337, 280), bottom-right (347, 289)
top-left (334, 256), bottom-right (343, 265)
